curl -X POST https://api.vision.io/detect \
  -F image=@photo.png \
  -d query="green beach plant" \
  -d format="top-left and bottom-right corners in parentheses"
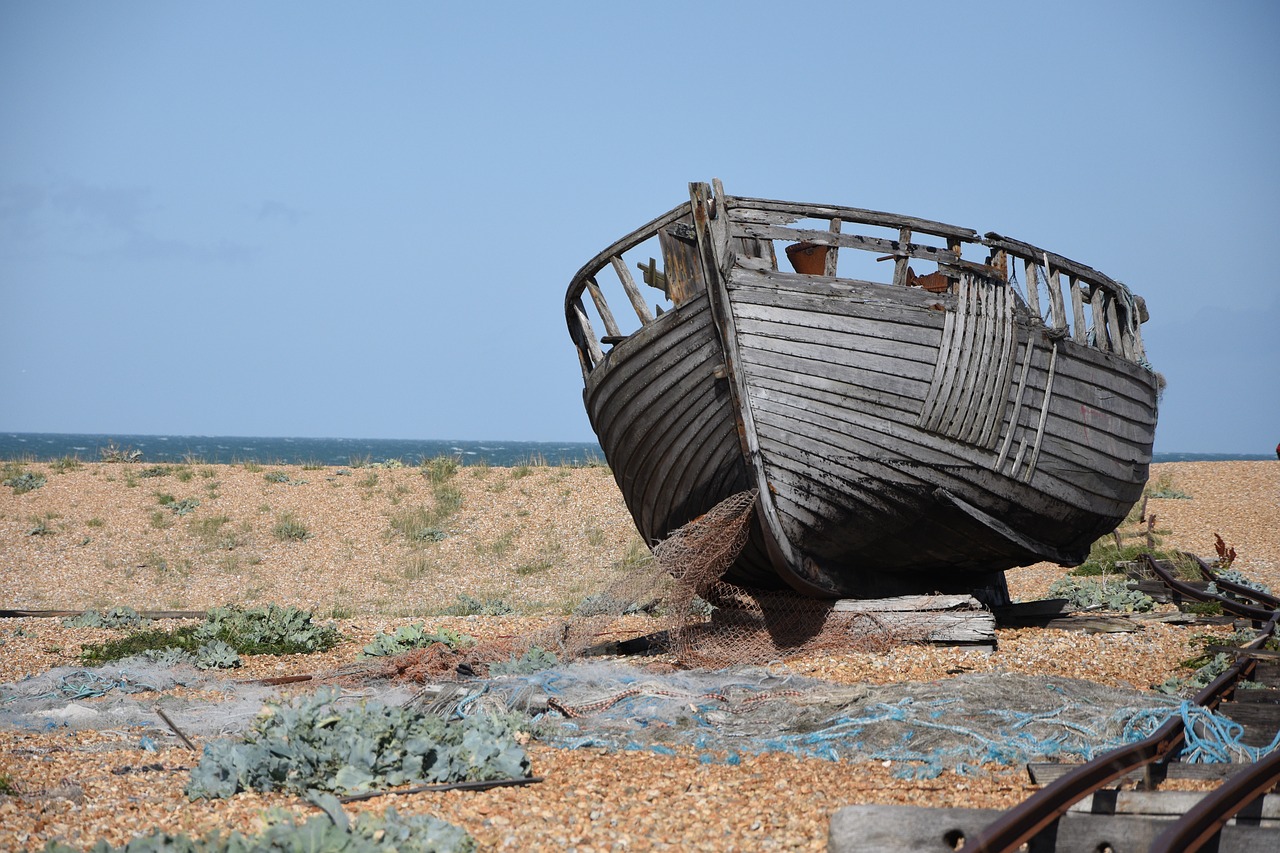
top-left (271, 511), bottom-right (310, 541)
top-left (4, 471), bottom-right (46, 494)
top-left (360, 623), bottom-right (476, 657)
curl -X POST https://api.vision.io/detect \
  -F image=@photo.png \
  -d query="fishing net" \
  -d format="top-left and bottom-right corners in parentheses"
top-left (325, 489), bottom-right (925, 684)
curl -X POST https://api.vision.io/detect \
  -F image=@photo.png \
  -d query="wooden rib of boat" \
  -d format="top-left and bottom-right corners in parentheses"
top-left (565, 180), bottom-right (1160, 601)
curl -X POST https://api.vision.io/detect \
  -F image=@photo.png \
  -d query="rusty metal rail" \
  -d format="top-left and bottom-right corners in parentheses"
top-left (968, 555), bottom-right (1280, 853)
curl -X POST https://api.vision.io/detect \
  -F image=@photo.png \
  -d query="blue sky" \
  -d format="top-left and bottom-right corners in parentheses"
top-left (1, 1), bottom-right (1276, 453)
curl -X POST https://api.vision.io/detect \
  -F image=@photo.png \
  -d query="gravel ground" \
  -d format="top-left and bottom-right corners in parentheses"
top-left (0, 459), bottom-right (1276, 850)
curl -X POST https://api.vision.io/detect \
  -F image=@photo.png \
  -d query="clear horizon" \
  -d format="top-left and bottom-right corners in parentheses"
top-left (3, 2), bottom-right (1277, 454)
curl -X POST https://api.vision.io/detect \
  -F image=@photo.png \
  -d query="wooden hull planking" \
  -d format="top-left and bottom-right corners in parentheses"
top-left (568, 182), bottom-right (1159, 599)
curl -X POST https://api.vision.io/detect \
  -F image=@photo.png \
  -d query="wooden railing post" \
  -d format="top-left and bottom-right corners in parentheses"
top-left (824, 218), bottom-right (841, 277)
top-left (584, 277), bottom-right (621, 340)
top-left (611, 256), bottom-right (654, 325)
top-left (1044, 254), bottom-right (1067, 333)
top-left (892, 227), bottom-right (911, 286)
top-left (1069, 277), bottom-right (1088, 345)
top-left (1023, 259), bottom-right (1042, 321)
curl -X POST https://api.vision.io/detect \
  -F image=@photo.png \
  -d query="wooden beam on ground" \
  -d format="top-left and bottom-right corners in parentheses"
top-left (833, 594), bottom-right (996, 645)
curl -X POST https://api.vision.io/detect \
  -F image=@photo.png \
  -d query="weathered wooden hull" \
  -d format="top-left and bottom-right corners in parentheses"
top-left (570, 182), bottom-right (1159, 599)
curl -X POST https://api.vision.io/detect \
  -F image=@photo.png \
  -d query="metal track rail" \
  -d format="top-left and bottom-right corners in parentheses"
top-left (968, 555), bottom-right (1280, 853)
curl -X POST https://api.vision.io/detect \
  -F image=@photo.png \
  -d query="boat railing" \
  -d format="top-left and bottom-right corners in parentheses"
top-left (566, 189), bottom-right (1150, 380)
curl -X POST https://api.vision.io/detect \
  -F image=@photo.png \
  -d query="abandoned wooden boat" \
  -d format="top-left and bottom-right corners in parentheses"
top-left (565, 180), bottom-right (1159, 600)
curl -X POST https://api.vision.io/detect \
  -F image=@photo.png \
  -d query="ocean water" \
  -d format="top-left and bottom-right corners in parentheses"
top-left (0, 433), bottom-right (605, 468)
top-left (0, 433), bottom-right (1272, 467)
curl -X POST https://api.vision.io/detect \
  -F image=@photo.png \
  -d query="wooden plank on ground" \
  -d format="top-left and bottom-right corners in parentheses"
top-left (833, 595), bottom-right (995, 644)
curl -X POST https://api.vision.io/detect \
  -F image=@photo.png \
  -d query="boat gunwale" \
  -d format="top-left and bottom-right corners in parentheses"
top-left (566, 189), bottom-right (1154, 380)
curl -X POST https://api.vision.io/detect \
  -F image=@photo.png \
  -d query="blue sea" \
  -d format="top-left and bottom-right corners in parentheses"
top-left (0, 433), bottom-right (605, 467)
top-left (0, 433), bottom-right (1272, 467)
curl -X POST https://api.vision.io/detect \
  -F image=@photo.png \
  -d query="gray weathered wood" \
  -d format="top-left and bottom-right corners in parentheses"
top-left (1069, 276), bottom-right (1088, 344)
top-left (610, 255), bottom-right (654, 326)
top-left (830, 804), bottom-right (1277, 853)
top-left (584, 276), bottom-right (621, 339)
top-left (824, 217), bottom-right (841, 277)
top-left (572, 297), bottom-right (604, 368)
top-left (1045, 255), bottom-right (1068, 332)
top-left (570, 182), bottom-right (1158, 599)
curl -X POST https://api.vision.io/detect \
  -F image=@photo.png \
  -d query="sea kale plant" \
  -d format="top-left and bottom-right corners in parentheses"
top-left (361, 623), bottom-right (476, 658)
top-left (186, 688), bottom-right (530, 799)
top-left (42, 796), bottom-right (475, 853)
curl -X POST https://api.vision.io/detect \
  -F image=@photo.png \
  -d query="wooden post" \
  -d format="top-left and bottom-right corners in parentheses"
top-left (892, 227), bottom-right (911, 286)
top-left (1069, 277), bottom-right (1088, 345)
top-left (585, 277), bottom-right (621, 339)
top-left (1045, 254), bottom-right (1067, 333)
top-left (572, 298), bottom-right (604, 367)
top-left (1090, 287), bottom-right (1110, 351)
top-left (611, 256), bottom-right (654, 326)
top-left (1023, 258), bottom-right (1042, 321)
top-left (824, 218), bottom-right (841, 277)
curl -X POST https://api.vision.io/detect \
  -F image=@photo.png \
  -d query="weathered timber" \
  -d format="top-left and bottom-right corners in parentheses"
top-left (566, 181), bottom-right (1157, 599)
top-left (829, 804), bottom-right (1278, 853)
top-left (833, 594), bottom-right (996, 644)
top-left (1027, 761), bottom-right (1247, 785)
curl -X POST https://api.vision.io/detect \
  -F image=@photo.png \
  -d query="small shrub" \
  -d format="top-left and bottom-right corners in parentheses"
top-left (50, 456), bottom-right (82, 474)
top-left (199, 604), bottom-right (340, 655)
top-left (390, 505), bottom-right (448, 543)
top-left (43, 802), bottom-right (476, 853)
top-left (490, 646), bottom-right (558, 675)
top-left (99, 441), bottom-right (142, 462)
top-left (192, 514), bottom-right (245, 551)
top-left (81, 604), bottom-right (340, 663)
top-left (263, 470), bottom-right (291, 483)
top-left (433, 482), bottom-right (463, 518)
top-left (139, 465), bottom-right (172, 478)
top-left (27, 517), bottom-right (56, 536)
top-left (423, 455), bottom-right (460, 484)
top-left (448, 595), bottom-right (513, 616)
top-left (1047, 575), bottom-right (1154, 612)
top-left (170, 497), bottom-right (201, 516)
top-left (86, 517), bottom-right (105, 528)
top-left (1145, 472), bottom-right (1191, 500)
top-left (4, 472), bottom-right (46, 494)
top-left (401, 553), bottom-right (435, 579)
top-left (272, 511), bottom-right (310, 541)
top-left (63, 606), bottom-right (148, 629)
top-left (149, 509), bottom-right (174, 530)
top-left (186, 687), bottom-right (529, 799)
top-left (361, 623), bottom-right (476, 657)
top-left (515, 559), bottom-right (553, 576)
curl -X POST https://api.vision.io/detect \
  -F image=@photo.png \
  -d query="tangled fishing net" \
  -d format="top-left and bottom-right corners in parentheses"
top-left (327, 489), bottom-right (923, 686)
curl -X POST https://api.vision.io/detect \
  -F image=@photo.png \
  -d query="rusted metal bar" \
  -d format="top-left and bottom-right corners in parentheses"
top-left (154, 705), bottom-right (197, 751)
top-left (337, 775), bottom-right (543, 803)
top-left (969, 613), bottom-right (1278, 852)
top-left (1150, 744), bottom-right (1280, 853)
top-left (1145, 555), bottom-right (1277, 623)
top-left (1194, 553), bottom-right (1280, 610)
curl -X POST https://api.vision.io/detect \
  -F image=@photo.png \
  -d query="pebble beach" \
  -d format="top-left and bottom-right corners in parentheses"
top-left (0, 458), bottom-right (1276, 850)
